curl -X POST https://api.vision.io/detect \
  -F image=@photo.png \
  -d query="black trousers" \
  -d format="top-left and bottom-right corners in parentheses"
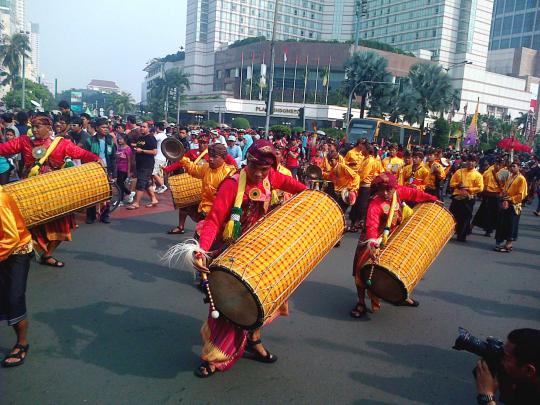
top-left (0, 252), bottom-right (32, 326)
top-left (349, 187), bottom-right (370, 225)
top-left (86, 204), bottom-right (110, 221)
top-left (495, 206), bottom-right (520, 244)
top-left (472, 194), bottom-right (500, 234)
top-left (117, 171), bottom-right (130, 200)
top-left (450, 198), bottom-right (475, 241)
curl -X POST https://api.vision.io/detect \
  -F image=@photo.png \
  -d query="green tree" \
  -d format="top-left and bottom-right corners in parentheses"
top-left (342, 51), bottom-right (393, 118)
top-left (270, 124), bottom-right (291, 137)
top-left (400, 64), bottom-right (454, 129)
top-left (3, 78), bottom-right (55, 110)
top-left (107, 92), bottom-right (135, 115)
top-left (147, 68), bottom-right (190, 121)
top-left (0, 33), bottom-right (31, 88)
top-left (232, 117), bottom-right (251, 129)
top-left (432, 118), bottom-right (450, 148)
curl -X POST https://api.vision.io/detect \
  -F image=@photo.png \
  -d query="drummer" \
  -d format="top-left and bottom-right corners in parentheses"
top-left (164, 134), bottom-right (237, 235)
top-left (271, 145), bottom-right (293, 206)
top-left (189, 140), bottom-right (306, 378)
top-left (0, 115), bottom-right (100, 267)
top-left (322, 150), bottom-right (359, 213)
top-left (351, 173), bottom-right (438, 318)
top-left (402, 151), bottom-right (430, 191)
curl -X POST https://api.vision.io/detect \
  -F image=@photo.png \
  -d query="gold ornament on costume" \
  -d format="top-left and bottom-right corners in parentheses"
top-left (249, 188), bottom-right (262, 201)
top-left (32, 146), bottom-right (46, 159)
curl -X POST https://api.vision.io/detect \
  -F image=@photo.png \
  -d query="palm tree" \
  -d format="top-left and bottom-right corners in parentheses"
top-left (108, 92), bottom-right (135, 115)
top-left (342, 51), bottom-right (393, 118)
top-left (404, 63), bottom-right (454, 129)
top-left (0, 33), bottom-right (31, 88)
top-left (149, 68), bottom-right (190, 120)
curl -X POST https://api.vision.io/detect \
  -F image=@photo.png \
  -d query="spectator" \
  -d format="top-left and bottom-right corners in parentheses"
top-left (1, 113), bottom-right (20, 138)
top-left (115, 134), bottom-right (134, 204)
top-left (226, 135), bottom-right (242, 167)
top-left (80, 113), bottom-right (91, 132)
top-left (127, 121), bottom-right (159, 210)
top-left (14, 111), bottom-right (29, 136)
top-left (176, 127), bottom-right (190, 150)
top-left (68, 116), bottom-right (90, 148)
top-left (153, 122), bottom-right (168, 194)
top-left (58, 100), bottom-right (73, 117)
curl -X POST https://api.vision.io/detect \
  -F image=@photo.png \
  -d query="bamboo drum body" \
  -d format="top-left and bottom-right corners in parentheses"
top-left (360, 202), bottom-right (455, 304)
top-left (209, 190), bottom-right (345, 330)
top-left (3, 162), bottom-right (110, 228)
top-left (168, 173), bottom-right (202, 209)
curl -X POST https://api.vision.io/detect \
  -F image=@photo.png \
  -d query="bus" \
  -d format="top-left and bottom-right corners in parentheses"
top-left (346, 118), bottom-right (424, 147)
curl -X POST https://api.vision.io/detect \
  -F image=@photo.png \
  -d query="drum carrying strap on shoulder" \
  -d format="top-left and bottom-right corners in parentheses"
top-left (28, 137), bottom-right (63, 177)
top-left (381, 192), bottom-right (397, 246)
top-left (193, 149), bottom-right (208, 164)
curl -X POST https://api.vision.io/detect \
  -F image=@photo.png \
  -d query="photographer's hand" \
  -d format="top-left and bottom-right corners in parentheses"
top-left (476, 360), bottom-right (498, 403)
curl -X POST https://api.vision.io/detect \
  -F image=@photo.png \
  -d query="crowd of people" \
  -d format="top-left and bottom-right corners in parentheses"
top-left (1, 103), bottom-right (540, 403)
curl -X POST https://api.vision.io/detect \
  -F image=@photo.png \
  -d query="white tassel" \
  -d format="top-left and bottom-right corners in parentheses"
top-left (161, 238), bottom-right (209, 278)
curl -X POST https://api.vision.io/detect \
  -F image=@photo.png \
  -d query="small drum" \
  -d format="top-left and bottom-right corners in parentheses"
top-left (209, 190), bottom-right (345, 330)
top-left (360, 202), bottom-right (455, 304)
top-left (3, 162), bottom-right (110, 228)
top-left (168, 173), bottom-right (202, 209)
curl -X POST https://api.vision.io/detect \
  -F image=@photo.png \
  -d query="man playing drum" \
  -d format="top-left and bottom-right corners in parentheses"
top-left (190, 140), bottom-right (306, 378)
top-left (351, 173), bottom-right (438, 318)
top-left (322, 150), bottom-right (359, 213)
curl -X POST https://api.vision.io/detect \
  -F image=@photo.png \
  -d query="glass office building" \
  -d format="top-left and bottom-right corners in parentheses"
top-left (489, 0), bottom-right (540, 50)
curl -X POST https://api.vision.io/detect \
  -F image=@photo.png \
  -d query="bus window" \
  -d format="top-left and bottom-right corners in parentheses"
top-left (347, 119), bottom-right (377, 144)
top-left (377, 122), bottom-right (401, 145)
top-left (403, 128), bottom-right (421, 146)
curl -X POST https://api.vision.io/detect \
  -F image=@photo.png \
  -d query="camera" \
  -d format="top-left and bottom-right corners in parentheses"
top-left (452, 327), bottom-right (504, 376)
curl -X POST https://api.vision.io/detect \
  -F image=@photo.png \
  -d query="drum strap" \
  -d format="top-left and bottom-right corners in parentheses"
top-left (193, 149), bottom-right (208, 164)
top-left (381, 192), bottom-right (398, 245)
top-left (223, 169), bottom-right (247, 242)
top-left (28, 137), bottom-right (63, 178)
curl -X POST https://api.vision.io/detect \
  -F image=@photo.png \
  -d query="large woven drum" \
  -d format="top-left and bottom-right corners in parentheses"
top-left (3, 162), bottom-right (110, 228)
top-left (209, 190), bottom-right (345, 330)
top-left (360, 202), bottom-right (455, 304)
top-left (168, 173), bottom-right (202, 209)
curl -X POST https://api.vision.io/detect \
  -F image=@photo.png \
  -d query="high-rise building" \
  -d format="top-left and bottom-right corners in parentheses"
top-left (29, 22), bottom-right (39, 82)
top-left (184, 0), bottom-right (356, 95)
top-left (489, 0), bottom-right (540, 51)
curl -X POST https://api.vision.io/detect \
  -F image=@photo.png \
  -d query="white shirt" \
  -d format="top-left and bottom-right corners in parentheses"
top-left (154, 131), bottom-right (167, 161)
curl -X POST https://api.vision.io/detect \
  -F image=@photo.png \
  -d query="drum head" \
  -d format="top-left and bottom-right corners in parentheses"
top-left (360, 264), bottom-right (408, 305)
top-left (209, 267), bottom-right (263, 330)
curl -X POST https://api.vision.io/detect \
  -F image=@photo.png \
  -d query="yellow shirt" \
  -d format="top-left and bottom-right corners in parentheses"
top-left (482, 165), bottom-right (502, 194)
top-left (450, 168), bottom-right (484, 196)
top-left (344, 148), bottom-right (364, 172)
top-left (402, 164), bottom-right (430, 190)
top-left (502, 173), bottom-right (528, 204)
top-left (273, 164), bottom-right (293, 204)
top-left (424, 162), bottom-right (446, 189)
top-left (0, 186), bottom-right (32, 262)
top-left (382, 156), bottom-right (405, 185)
top-left (357, 155), bottom-right (381, 186)
top-left (321, 154), bottom-right (345, 175)
top-left (323, 162), bottom-right (360, 192)
top-left (182, 158), bottom-right (236, 213)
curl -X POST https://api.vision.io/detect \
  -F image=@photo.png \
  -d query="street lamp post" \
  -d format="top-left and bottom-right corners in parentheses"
top-left (443, 60), bottom-right (472, 72)
top-left (345, 80), bottom-right (398, 127)
top-left (264, 0), bottom-right (280, 137)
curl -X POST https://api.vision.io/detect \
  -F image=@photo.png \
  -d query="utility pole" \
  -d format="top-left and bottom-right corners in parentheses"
top-left (264, 0), bottom-right (280, 137)
top-left (20, 30), bottom-right (29, 109)
top-left (176, 87), bottom-right (181, 124)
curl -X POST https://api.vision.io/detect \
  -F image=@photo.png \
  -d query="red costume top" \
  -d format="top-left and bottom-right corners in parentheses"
top-left (364, 185), bottom-right (437, 240)
top-left (199, 168), bottom-right (306, 251)
top-left (164, 150), bottom-right (237, 173)
top-left (0, 135), bottom-right (99, 174)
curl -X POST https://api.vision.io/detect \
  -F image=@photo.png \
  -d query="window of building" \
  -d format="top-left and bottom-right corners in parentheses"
top-left (510, 36), bottom-right (521, 47)
top-left (523, 12), bottom-right (535, 32)
top-left (521, 35), bottom-right (531, 47)
top-left (533, 35), bottom-right (540, 50)
top-left (526, 0), bottom-right (536, 8)
top-left (495, 0), bottom-right (504, 14)
top-left (502, 16), bottom-right (513, 35)
top-left (512, 13), bottom-right (524, 33)
top-left (505, 0), bottom-right (515, 12)
top-left (515, 0), bottom-right (526, 10)
top-left (491, 39), bottom-right (500, 50)
top-left (492, 17), bottom-right (502, 37)
top-left (500, 38), bottom-right (510, 48)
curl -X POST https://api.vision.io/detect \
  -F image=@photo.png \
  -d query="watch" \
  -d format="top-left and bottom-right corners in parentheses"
top-left (477, 393), bottom-right (496, 404)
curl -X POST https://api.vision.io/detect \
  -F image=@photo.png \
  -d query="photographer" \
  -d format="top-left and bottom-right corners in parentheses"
top-left (475, 328), bottom-right (540, 404)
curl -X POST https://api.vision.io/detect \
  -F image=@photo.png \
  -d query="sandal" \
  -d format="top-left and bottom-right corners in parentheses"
top-left (167, 227), bottom-right (185, 235)
top-left (245, 339), bottom-right (278, 363)
top-left (347, 225), bottom-right (360, 233)
top-left (350, 303), bottom-right (367, 318)
top-left (397, 299), bottom-right (420, 307)
top-left (494, 246), bottom-right (511, 253)
top-left (126, 205), bottom-right (139, 210)
top-left (145, 202), bottom-right (159, 208)
top-left (2, 343), bottom-right (29, 368)
top-left (40, 256), bottom-right (65, 268)
top-left (194, 361), bottom-right (216, 378)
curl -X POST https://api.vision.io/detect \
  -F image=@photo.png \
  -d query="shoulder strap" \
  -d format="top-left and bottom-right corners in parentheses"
top-left (194, 149), bottom-right (208, 164)
top-left (27, 137), bottom-right (64, 177)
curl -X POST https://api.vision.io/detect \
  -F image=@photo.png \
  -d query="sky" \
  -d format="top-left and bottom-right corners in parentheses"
top-left (28, 0), bottom-right (187, 102)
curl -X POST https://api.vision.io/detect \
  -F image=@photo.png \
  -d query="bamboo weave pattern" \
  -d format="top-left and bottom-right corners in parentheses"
top-left (3, 162), bottom-right (110, 228)
top-left (209, 190), bottom-right (345, 329)
top-left (168, 173), bottom-right (202, 209)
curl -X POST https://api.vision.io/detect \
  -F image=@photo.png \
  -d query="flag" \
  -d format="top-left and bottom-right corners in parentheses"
top-left (462, 102), bottom-right (468, 136)
top-left (249, 52), bottom-right (255, 100)
top-left (314, 57), bottom-right (320, 104)
top-left (292, 55), bottom-right (298, 103)
top-left (239, 51), bottom-right (244, 99)
top-left (324, 56), bottom-right (331, 105)
top-left (303, 55), bottom-right (309, 105)
top-left (281, 49), bottom-right (288, 102)
top-left (259, 53), bottom-right (267, 101)
top-left (463, 98), bottom-right (479, 146)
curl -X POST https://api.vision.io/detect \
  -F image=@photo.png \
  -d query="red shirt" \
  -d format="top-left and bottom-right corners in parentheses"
top-left (285, 146), bottom-right (300, 168)
top-left (364, 186), bottom-right (437, 240)
top-left (0, 135), bottom-right (99, 174)
top-left (199, 169), bottom-right (306, 251)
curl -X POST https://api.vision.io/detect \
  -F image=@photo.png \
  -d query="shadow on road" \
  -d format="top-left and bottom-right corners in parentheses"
top-left (290, 280), bottom-right (358, 321)
top-left (509, 289), bottom-right (540, 300)
top-left (349, 341), bottom-right (472, 404)
top-left (494, 261), bottom-right (540, 272)
top-left (419, 290), bottom-right (540, 321)
top-left (33, 302), bottom-right (200, 378)
top-left (69, 250), bottom-right (193, 285)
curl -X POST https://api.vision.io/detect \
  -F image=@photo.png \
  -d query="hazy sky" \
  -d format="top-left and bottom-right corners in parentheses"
top-left (28, 0), bottom-right (187, 102)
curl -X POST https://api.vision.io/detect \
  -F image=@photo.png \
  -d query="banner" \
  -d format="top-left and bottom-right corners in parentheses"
top-left (463, 98), bottom-right (479, 146)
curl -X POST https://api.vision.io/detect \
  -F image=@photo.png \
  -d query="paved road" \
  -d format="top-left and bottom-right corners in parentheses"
top-left (2, 201), bottom-right (539, 404)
